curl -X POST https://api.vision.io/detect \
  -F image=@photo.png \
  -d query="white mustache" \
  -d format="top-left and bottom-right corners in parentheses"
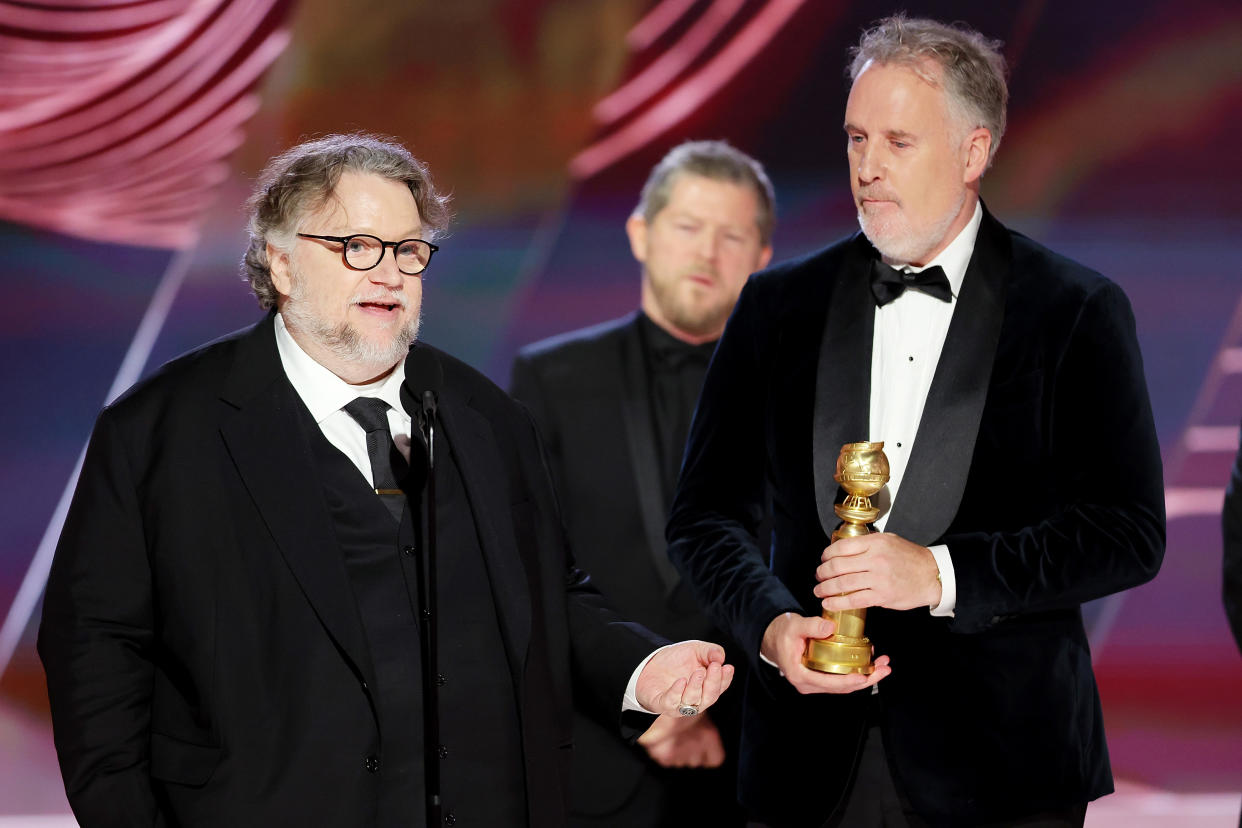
top-left (858, 188), bottom-right (900, 204)
top-left (352, 290), bottom-right (407, 309)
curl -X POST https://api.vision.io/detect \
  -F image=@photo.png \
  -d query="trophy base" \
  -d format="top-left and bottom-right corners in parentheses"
top-left (803, 635), bottom-right (874, 675)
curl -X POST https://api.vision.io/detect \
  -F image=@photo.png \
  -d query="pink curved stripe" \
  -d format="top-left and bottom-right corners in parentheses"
top-left (0, 1), bottom-right (291, 249)
top-left (595, 0), bottom-right (746, 126)
top-left (0, 2), bottom-right (218, 131)
top-left (4, 97), bottom-right (256, 196)
top-left (571, 0), bottom-right (808, 181)
top-left (1, 12), bottom-right (285, 166)
top-left (0, 0), bottom-right (186, 33)
top-left (626, 0), bottom-right (698, 52)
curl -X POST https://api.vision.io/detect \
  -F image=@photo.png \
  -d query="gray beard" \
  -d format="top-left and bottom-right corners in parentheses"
top-left (282, 285), bottom-right (420, 377)
top-left (858, 189), bottom-right (966, 265)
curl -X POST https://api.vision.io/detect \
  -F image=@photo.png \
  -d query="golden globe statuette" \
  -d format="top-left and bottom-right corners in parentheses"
top-left (803, 441), bottom-right (890, 675)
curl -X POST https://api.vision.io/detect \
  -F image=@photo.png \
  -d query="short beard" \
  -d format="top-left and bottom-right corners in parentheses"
top-left (858, 187), bottom-right (966, 265)
top-left (283, 277), bottom-right (420, 377)
top-left (646, 269), bottom-right (730, 341)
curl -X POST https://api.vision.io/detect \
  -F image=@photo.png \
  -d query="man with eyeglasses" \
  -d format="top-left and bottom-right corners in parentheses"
top-left (38, 133), bottom-right (735, 828)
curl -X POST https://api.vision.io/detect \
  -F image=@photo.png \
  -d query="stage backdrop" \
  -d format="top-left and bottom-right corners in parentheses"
top-left (1, 0), bottom-right (1240, 817)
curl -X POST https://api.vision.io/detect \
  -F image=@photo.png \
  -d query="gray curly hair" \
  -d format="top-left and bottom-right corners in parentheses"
top-left (849, 15), bottom-right (1008, 169)
top-left (242, 133), bottom-right (452, 309)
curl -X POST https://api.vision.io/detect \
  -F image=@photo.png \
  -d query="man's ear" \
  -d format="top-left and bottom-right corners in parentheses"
top-left (268, 242), bottom-right (292, 297)
top-left (963, 127), bottom-right (992, 184)
top-left (625, 213), bottom-right (649, 265)
top-left (756, 244), bottom-right (774, 271)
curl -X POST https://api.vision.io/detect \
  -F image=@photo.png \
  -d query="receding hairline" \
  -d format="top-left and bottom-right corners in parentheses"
top-left (845, 56), bottom-right (981, 142)
top-left (297, 171), bottom-right (428, 237)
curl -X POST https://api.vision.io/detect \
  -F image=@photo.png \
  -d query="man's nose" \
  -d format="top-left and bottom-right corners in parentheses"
top-left (856, 146), bottom-right (882, 183)
top-left (698, 229), bottom-right (721, 261)
top-left (369, 249), bottom-right (405, 286)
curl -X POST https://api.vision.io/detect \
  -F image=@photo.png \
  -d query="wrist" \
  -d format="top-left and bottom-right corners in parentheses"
top-left (926, 543), bottom-right (956, 617)
top-left (761, 612), bottom-right (790, 662)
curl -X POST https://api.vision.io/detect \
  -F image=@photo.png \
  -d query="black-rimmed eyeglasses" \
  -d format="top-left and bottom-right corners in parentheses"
top-left (297, 233), bottom-right (439, 276)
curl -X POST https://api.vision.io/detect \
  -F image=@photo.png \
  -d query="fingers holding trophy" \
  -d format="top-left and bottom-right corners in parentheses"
top-left (803, 441), bottom-right (889, 675)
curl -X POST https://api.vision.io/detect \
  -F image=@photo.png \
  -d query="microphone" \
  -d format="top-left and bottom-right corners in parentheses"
top-left (400, 343), bottom-right (442, 473)
top-left (402, 342), bottom-right (443, 402)
top-left (401, 342), bottom-right (443, 827)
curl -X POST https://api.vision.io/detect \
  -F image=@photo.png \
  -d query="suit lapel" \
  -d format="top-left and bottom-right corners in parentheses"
top-left (436, 392), bottom-right (532, 685)
top-left (813, 240), bottom-right (876, 537)
top-left (885, 208), bottom-right (1009, 544)
top-left (217, 317), bottom-right (375, 689)
top-left (615, 316), bottom-right (682, 596)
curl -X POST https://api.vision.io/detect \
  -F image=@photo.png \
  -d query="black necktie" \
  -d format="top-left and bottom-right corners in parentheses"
top-left (342, 397), bottom-right (408, 522)
top-left (870, 260), bottom-right (952, 307)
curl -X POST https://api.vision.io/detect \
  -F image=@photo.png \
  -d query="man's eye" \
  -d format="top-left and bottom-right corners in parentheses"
top-left (346, 239), bottom-right (367, 253)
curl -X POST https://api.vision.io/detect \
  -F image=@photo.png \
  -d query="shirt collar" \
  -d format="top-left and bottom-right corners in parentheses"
top-left (274, 312), bottom-right (409, 424)
top-left (896, 200), bottom-right (983, 300)
top-left (638, 311), bottom-right (717, 361)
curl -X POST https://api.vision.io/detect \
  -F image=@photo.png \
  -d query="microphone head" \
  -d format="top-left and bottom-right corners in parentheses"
top-left (401, 342), bottom-right (444, 417)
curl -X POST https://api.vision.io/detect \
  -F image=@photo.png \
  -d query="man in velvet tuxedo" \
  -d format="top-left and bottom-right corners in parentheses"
top-left (666, 16), bottom-right (1165, 828)
top-left (38, 134), bottom-right (734, 828)
top-left (511, 141), bottom-right (773, 826)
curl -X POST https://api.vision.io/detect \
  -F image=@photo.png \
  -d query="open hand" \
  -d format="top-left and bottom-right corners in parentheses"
top-left (635, 640), bottom-right (735, 718)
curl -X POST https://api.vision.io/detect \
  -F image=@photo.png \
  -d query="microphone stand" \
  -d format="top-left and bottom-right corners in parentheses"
top-left (416, 390), bottom-right (441, 828)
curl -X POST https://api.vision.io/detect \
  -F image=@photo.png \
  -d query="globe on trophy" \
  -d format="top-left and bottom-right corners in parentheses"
top-left (803, 441), bottom-right (890, 675)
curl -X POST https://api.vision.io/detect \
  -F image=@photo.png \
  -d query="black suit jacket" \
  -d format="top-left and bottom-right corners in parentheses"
top-left (667, 207), bottom-right (1166, 827)
top-left (1224, 416), bottom-right (1242, 653)
top-left (510, 314), bottom-right (742, 820)
top-left (38, 315), bottom-right (661, 828)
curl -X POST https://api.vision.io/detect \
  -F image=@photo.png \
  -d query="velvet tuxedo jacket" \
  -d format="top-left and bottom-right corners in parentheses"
top-left (666, 207), bottom-right (1166, 827)
top-left (38, 315), bottom-right (661, 828)
top-left (511, 314), bottom-right (742, 820)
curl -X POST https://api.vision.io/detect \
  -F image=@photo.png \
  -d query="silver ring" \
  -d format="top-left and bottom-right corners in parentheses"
top-left (678, 704), bottom-right (699, 717)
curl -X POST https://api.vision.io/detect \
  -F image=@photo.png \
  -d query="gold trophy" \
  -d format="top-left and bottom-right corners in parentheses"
top-left (803, 441), bottom-right (890, 675)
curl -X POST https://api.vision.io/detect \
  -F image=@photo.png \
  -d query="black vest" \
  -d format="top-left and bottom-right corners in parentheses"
top-left (306, 413), bottom-right (527, 826)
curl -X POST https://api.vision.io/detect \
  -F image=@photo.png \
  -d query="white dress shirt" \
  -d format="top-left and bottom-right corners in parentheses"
top-left (869, 200), bottom-right (983, 616)
top-left (274, 314), bottom-right (662, 713)
top-left (274, 312), bottom-right (412, 482)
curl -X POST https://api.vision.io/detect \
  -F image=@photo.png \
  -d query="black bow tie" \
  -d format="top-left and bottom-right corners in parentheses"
top-left (869, 260), bottom-right (952, 306)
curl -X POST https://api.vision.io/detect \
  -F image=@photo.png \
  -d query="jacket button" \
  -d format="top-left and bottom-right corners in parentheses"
top-left (444, 813), bottom-right (456, 826)
top-left (403, 545), bottom-right (415, 557)
top-left (364, 755), bottom-right (380, 773)
top-left (435, 673), bottom-right (446, 687)
top-left (438, 745), bottom-right (449, 759)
